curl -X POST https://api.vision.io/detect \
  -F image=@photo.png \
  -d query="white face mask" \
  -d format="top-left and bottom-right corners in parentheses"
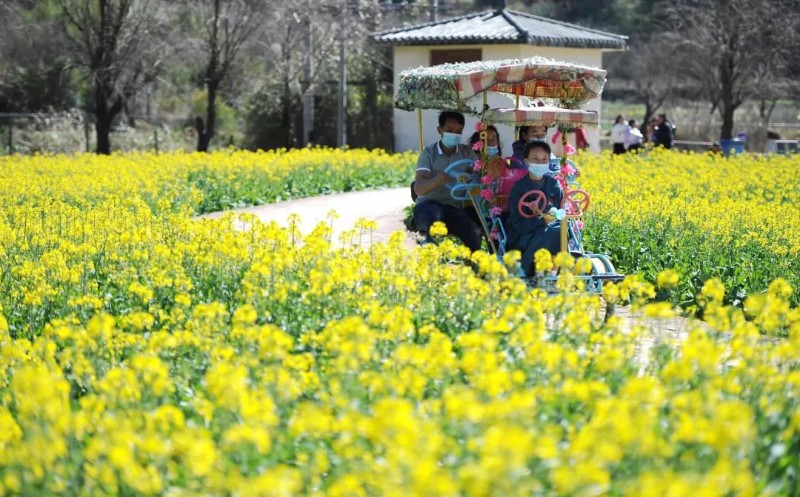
top-left (441, 132), bottom-right (461, 147)
top-left (527, 162), bottom-right (550, 178)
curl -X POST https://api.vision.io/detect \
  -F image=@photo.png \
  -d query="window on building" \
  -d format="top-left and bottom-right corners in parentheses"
top-left (430, 48), bottom-right (482, 66)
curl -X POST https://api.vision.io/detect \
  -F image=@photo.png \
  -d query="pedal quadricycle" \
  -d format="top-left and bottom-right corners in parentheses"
top-left (397, 56), bottom-right (624, 295)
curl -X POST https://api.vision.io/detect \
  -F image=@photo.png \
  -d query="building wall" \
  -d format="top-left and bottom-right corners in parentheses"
top-left (392, 44), bottom-right (606, 155)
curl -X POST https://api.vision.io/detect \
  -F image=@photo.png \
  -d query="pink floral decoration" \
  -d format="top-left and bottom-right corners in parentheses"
top-left (473, 159), bottom-right (483, 172)
top-left (490, 227), bottom-right (499, 240)
top-left (480, 189), bottom-right (494, 201)
top-left (475, 122), bottom-right (485, 132)
top-left (562, 162), bottom-right (576, 176)
top-left (480, 174), bottom-right (492, 185)
top-left (564, 199), bottom-right (578, 215)
top-left (551, 130), bottom-right (561, 145)
top-left (565, 144), bottom-right (576, 156)
top-left (490, 206), bottom-right (503, 217)
top-left (472, 140), bottom-right (484, 151)
top-left (576, 220), bottom-right (585, 230)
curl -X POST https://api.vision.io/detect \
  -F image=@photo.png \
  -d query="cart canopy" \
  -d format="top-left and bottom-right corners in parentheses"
top-left (483, 106), bottom-right (598, 127)
top-left (395, 56), bottom-right (606, 113)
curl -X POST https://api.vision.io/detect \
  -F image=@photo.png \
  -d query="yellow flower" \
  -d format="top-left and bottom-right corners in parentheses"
top-left (642, 302), bottom-right (676, 318)
top-left (768, 278), bottom-right (793, 298)
top-left (699, 277), bottom-right (726, 305)
top-left (502, 250), bottom-right (521, 268)
top-left (534, 248), bottom-right (553, 273)
top-left (657, 268), bottom-right (679, 289)
top-left (603, 282), bottom-right (620, 304)
top-left (553, 251), bottom-right (575, 270)
top-left (429, 221), bottom-right (448, 237)
top-left (222, 423), bottom-right (272, 453)
top-left (573, 257), bottom-right (594, 275)
top-left (327, 474), bottom-right (367, 497)
top-left (0, 407), bottom-right (23, 448)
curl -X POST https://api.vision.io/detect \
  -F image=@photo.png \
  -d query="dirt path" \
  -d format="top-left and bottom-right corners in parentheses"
top-left (199, 187), bottom-right (418, 249)
top-left (198, 188), bottom-right (697, 358)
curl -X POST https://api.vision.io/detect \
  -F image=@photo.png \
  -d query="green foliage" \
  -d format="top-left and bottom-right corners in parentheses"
top-left (242, 87), bottom-right (301, 150)
top-left (188, 151), bottom-right (416, 214)
top-left (191, 89), bottom-right (243, 148)
top-left (509, 0), bottom-right (660, 39)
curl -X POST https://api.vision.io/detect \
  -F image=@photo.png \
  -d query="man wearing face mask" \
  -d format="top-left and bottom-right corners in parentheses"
top-left (506, 141), bottom-right (564, 276)
top-left (413, 111), bottom-right (484, 251)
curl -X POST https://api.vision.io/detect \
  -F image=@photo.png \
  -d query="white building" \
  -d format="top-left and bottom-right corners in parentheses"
top-left (374, 6), bottom-right (628, 153)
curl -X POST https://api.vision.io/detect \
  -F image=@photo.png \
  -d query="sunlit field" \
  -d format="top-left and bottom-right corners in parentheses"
top-left (580, 148), bottom-right (800, 309)
top-left (0, 149), bottom-right (798, 495)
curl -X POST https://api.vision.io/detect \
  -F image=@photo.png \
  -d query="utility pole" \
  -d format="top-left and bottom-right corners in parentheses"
top-left (430, 0), bottom-right (438, 22)
top-left (302, 0), bottom-right (314, 147)
top-left (337, 1), bottom-right (347, 148)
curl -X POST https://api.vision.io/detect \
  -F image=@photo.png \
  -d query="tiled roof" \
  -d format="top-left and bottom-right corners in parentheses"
top-left (373, 9), bottom-right (628, 50)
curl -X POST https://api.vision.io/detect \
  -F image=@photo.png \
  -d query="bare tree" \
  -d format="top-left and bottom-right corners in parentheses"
top-left (669, 0), bottom-right (798, 141)
top-left (606, 37), bottom-right (691, 138)
top-left (57, 0), bottom-right (165, 154)
top-left (256, 1), bottom-right (340, 148)
top-left (0, 3), bottom-right (17, 100)
top-left (190, 0), bottom-right (262, 152)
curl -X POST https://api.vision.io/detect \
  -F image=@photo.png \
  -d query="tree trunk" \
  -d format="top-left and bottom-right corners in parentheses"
top-left (719, 55), bottom-right (736, 140)
top-left (756, 98), bottom-right (777, 152)
top-left (641, 101), bottom-right (656, 142)
top-left (281, 75), bottom-right (292, 148)
top-left (197, 83), bottom-right (218, 152)
top-left (364, 66), bottom-right (377, 148)
top-left (198, 0), bottom-right (220, 153)
top-left (96, 115), bottom-right (112, 155)
top-left (720, 103), bottom-right (735, 141)
top-left (123, 98), bottom-right (136, 127)
top-left (94, 83), bottom-right (122, 155)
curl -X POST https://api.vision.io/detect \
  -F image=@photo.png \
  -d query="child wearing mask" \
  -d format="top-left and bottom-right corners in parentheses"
top-left (506, 140), bottom-right (564, 276)
top-left (469, 124), bottom-right (502, 158)
top-left (511, 125), bottom-right (548, 163)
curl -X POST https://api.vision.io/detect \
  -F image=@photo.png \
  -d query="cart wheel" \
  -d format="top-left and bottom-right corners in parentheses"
top-left (518, 190), bottom-right (547, 219)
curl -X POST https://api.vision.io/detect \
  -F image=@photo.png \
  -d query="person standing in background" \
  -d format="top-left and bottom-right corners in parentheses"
top-left (625, 119), bottom-right (644, 152)
top-left (611, 115), bottom-right (628, 154)
top-left (653, 114), bottom-right (674, 149)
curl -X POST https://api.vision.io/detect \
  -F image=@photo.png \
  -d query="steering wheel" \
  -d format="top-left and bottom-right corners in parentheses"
top-left (443, 159), bottom-right (476, 187)
top-left (563, 189), bottom-right (590, 214)
top-left (450, 183), bottom-right (482, 201)
top-left (518, 190), bottom-right (547, 219)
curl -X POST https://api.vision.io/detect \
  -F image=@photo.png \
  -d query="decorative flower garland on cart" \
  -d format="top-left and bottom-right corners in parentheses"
top-left (468, 121), bottom-right (591, 247)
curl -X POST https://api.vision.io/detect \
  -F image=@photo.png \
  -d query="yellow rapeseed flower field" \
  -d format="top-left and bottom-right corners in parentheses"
top-left (0, 147), bottom-right (416, 214)
top-left (578, 148), bottom-right (800, 307)
top-left (0, 149), bottom-right (798, 495)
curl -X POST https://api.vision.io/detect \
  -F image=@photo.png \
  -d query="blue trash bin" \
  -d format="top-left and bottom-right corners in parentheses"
top-left (720, 138), bottom-right (744, 156)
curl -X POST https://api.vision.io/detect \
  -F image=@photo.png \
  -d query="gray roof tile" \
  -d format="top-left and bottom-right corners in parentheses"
top-left (373, 9), bottom-right (628, 50)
